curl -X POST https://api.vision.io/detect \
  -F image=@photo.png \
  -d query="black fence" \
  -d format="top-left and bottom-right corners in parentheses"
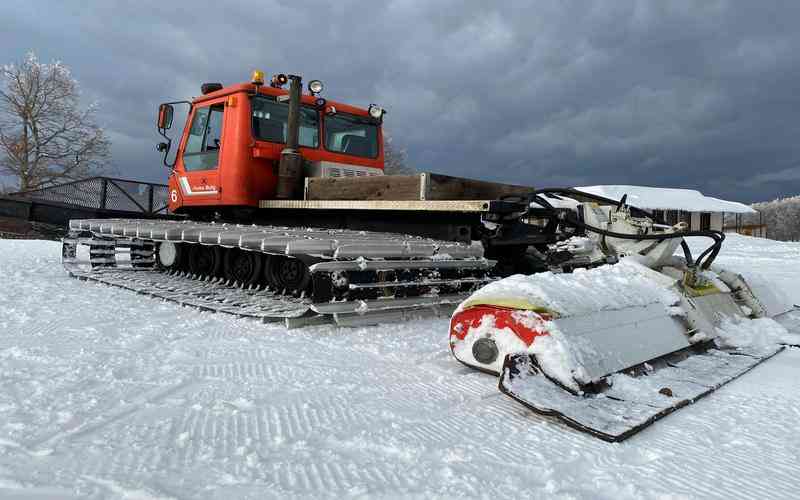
top-left (10, 177), bottom-right (169, 215)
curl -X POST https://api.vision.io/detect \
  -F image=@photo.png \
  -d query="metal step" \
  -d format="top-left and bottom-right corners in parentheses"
top-left (332, 303), bottom-right (460, 327)
top-left (311, 294), bottom-right (469, 315)
top-left (347, 276), bottom-right (492, 290)
top-left (310, 258), bottom-right (492, 272)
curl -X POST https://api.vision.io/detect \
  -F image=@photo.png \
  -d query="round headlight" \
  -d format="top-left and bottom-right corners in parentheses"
top-left (368, 104), bottom-right (384, 119)
top-left (308, 80), bottom-right (324, 94)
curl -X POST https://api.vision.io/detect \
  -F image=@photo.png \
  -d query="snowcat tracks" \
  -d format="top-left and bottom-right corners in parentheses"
top-left (63, 218), bottom-right (494, 326)
top-left (499, 345), bottom-right (785, 443)
top-left (64, 264), bottom-right (312, 321)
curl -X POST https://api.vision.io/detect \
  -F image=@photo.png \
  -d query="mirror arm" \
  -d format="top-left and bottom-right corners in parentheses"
top-left (157, 131), bottom-right (174, 169)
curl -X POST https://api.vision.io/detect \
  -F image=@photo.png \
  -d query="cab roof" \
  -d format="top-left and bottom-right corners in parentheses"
top-left (193, 82), bottom-right (372, 117)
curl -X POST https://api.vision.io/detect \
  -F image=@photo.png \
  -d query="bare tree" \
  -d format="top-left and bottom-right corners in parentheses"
top-left (383, 132), bottom-right (416, 175)
top-left (752, 195), bottom-right (800, 241)
top-left (0, 52), bottom-right (110, 191)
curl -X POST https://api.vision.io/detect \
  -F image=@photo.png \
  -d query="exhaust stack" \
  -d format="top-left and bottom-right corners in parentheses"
top-left (276, 75), bottom-right (304, 199)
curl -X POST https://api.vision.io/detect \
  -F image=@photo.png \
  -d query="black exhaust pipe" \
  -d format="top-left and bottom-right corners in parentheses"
top-left (276, 75), bottom-right (304, 199)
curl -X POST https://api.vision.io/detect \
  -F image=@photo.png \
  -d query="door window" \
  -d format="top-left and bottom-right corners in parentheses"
top-left (184, 104), bottom-right (224, 171)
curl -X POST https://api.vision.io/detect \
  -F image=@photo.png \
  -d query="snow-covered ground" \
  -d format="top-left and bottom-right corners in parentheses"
top-left (0, 235), bottom-right (798, 499)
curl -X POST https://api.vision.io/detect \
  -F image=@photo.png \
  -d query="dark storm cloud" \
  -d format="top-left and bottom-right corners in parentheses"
top-left (2, 0), bottom-right (799, 201)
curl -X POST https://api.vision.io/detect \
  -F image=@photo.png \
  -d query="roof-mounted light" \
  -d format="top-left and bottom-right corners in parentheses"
top-left (251, 70), bottom-right (265, 86)
top-left (308, 80), bottom-right (324, 95)
top-left (201, 82), bottom-right (223, 95)
top-left (271, 74), bottom-right (288, 88)
top-left (368, 104), bottom-right (386, 120)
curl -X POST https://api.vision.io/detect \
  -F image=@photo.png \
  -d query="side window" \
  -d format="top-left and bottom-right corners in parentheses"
top-left (323, 113), bottom-right (379, 158)
top-left (251, 96), bottom-right (319, 148)
top-left (183, 104), bottom-right (224, 171)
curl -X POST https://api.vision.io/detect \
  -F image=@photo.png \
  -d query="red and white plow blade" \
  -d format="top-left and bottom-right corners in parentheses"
top-left (448, 259), bottom-right (800, 441)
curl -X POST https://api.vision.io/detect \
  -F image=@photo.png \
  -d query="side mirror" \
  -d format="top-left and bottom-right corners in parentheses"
top-left (158, 103), bottom-right (174, 130)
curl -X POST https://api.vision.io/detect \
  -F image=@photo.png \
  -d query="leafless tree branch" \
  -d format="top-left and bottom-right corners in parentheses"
top-left (383, 132), bottom-right (415, 175)
top-left (0, 51), bottom-right (111, 191)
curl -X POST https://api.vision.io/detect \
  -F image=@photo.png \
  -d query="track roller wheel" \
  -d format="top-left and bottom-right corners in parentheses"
top-left (264, 256), bottom-right (311, 295)
top-left (156, 241), bottom-right (184, 271)
top-left (224, 249), bottom-right (264, 286)
top-left (187, 244), bottom-right (222, 277)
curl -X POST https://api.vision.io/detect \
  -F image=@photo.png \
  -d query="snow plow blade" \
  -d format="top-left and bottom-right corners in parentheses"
top-left (499, 344), bottom-right (783, 443)
top-left (449, 259), bottom-right (800, 442)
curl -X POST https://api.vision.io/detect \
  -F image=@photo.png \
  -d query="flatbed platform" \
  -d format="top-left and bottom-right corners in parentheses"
top-left (259, 199), bottom-right (514, 212)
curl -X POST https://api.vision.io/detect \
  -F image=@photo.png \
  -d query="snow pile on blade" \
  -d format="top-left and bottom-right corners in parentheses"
top-left (456, 259), bottom-right (680, 318)
top-left (716, 316), bottom-right (800, 350)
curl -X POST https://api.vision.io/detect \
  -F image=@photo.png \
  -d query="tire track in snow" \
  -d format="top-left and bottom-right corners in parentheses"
top-left (166, 395), bottom-right (374, 467)
top-left (267, 462), bottom-right (411, 494)
top-left (623, 389), bottom-right (800, 499)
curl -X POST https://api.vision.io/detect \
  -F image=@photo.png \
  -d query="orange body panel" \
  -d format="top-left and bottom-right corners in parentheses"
top-left (166, 83), bottom-right (384, 213)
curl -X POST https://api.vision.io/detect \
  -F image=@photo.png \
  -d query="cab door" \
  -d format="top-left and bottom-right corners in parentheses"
top-left (178, 103), bottom-right (224, 200)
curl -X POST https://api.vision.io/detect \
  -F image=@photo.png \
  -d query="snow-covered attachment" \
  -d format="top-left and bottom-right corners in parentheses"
top-left (449, 260), bottom-right (799, 442)
top-left (450, 189), bottom-right (800, 442)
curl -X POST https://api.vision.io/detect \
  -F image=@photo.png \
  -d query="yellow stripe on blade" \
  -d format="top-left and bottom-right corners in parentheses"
top-left (460, 297), bottom-right (557, 316)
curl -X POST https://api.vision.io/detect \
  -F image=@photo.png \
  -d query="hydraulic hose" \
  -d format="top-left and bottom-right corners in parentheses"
top-left (680, 240), bottom-right (694, 267)
top-left (529, 189), bottom-right (725, 270)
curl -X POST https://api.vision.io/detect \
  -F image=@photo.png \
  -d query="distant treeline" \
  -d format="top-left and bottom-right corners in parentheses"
top-left (749, 196), bottom-right (800, 241)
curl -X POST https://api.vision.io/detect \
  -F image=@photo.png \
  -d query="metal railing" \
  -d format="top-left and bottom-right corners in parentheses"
top-left (10, 177), bottom-right (169, 215)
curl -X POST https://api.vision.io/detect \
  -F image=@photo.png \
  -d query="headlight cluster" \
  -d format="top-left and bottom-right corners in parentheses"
top-left (249, 70), bottom-right (385, 121)
top-left (368, 104), bottom-right (386, 120)
top-left (308, 80), bottom-right (324, 95)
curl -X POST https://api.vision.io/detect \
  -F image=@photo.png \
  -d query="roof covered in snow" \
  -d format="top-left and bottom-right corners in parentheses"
top-left (576, 185), bottom-right (757, 214)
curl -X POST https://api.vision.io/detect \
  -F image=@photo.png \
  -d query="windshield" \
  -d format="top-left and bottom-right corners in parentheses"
top-left (251, 96), bottom-right (319, 148)
top-left (324, 113), bottom-right (379, 158)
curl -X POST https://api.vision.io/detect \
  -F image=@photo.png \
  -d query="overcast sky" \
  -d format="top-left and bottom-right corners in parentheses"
top-left (2, 0), bottom-right (799, 202)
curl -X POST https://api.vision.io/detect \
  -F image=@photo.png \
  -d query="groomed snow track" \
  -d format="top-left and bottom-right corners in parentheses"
top-left (1, 236), bottom-right (800, 498)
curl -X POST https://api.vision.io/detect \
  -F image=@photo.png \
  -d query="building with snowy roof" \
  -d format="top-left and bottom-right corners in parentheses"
top-left (575, 185), bottom-right (764, 236)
